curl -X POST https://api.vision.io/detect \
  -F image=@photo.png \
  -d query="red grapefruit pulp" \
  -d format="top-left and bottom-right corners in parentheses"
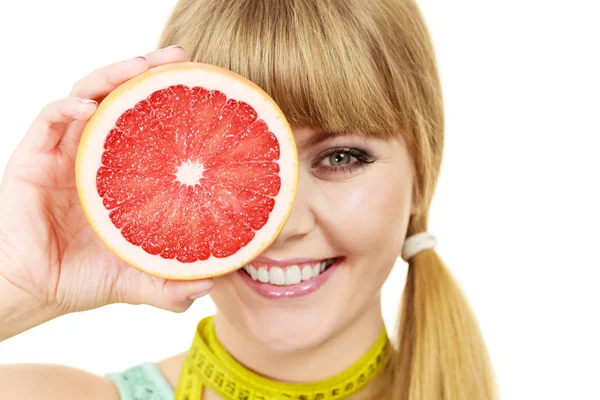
top-left (76, 62), bottom-right (298, 280)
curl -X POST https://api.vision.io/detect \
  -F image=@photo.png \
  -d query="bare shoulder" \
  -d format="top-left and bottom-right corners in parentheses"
top-left (156, 351), bottom-right (188, 388)
top-left (0, 363), bottom-right (119, 399)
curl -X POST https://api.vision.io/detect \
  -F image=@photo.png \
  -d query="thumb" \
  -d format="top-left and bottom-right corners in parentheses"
top-left (117, 269), bottom-right (214, 312)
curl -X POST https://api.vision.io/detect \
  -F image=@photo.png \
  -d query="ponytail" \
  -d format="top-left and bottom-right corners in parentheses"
top-left (372, 218), bottom-right (499, 399)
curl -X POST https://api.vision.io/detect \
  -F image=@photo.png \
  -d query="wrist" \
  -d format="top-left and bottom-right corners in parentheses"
top-left (0, 272), bottom-right (62, 342)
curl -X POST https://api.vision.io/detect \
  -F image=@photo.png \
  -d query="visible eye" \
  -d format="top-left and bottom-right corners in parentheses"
top-left (312, 146), bottom-right (375, 177)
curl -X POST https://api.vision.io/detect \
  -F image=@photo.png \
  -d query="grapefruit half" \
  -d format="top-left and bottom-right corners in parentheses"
top-left (76, 62), bottom-right (297, 280)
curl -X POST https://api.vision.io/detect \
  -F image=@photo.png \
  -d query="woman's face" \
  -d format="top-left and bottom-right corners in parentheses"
top-left (210, 126), bottom-right (416, 351)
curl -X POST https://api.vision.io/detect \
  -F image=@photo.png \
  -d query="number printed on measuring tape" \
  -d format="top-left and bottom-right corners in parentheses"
top-left (174, 317), bottom-right (389, 400)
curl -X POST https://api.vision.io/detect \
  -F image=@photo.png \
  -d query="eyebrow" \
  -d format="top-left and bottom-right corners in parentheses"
top-left (297, 130), bottom-right (337, 149)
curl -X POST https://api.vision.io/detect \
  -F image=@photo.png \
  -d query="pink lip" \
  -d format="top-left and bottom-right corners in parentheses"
top-left (237, 257), bottom-right (343, 299)
top-left (251, 255), bottom-right (326, 266)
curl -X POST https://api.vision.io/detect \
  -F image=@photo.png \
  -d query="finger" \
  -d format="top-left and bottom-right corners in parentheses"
top-left (69, 45), bottom-right (185, 101)
top-left (144, 45), bottom-right (186, 69)
top-left (70, 56), bottom-right (149, 100)
top-left (21, 97), bottom-right (98, 153)
top-left (118, 269), bottom-right (214, 313)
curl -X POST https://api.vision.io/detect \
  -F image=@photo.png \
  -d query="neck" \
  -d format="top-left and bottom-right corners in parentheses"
top-left (212, 297), bottom-right (385, 384)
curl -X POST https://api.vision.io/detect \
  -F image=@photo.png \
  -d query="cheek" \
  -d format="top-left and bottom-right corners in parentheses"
top-left (317, 169), bottom-right (412, 257)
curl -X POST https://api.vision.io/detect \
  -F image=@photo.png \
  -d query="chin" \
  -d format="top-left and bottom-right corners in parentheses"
top-left (240, 305), bottom-right (341, 353)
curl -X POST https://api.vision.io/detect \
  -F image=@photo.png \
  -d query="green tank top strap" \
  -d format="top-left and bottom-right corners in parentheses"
top-left (106, 362), bottom-right (183, 400)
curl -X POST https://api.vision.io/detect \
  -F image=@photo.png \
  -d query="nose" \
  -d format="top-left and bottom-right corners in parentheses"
top-left (268, 169), bottom-right (315, 246)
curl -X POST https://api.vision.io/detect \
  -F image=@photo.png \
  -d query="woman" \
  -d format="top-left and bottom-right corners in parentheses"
top-left (0, 0), bottom-right (497, 399)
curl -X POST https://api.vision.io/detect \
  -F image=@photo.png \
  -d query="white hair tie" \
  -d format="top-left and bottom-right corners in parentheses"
top-left (401, 232), bottom-right (437, 261)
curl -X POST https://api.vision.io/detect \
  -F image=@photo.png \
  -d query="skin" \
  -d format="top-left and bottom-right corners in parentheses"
top-left (0, 46), bottom-right (417, 399)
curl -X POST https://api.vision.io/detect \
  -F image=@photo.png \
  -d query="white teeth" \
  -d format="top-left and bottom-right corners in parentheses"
top-left (311, 264), bottom-right (320, 278)
top-left (285, 265), bottom-right (302, 285)
top-left (245, 259), bottom-right (337, 286)
top-left (249, 266), bottom-right (258, 280)
top-left (269, 267), bottom-right (286, 285)
top-left (301, 266), bottom-right (312, 281)
top-left (258, 267), bottom-right (269, 283)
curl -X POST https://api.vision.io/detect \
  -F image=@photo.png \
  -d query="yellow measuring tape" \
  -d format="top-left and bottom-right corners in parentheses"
top-left (174, 316), bottom-right (388, 400)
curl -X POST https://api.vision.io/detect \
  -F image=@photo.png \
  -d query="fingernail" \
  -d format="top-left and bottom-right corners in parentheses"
top-left (124, 56), bottom-right (146, 62)
top-left (161, 45), bottom-right (183, 52)
top-left (189, 289), bottom-right (211, 300)
top-left (79, 99), bottom-right (98, 105)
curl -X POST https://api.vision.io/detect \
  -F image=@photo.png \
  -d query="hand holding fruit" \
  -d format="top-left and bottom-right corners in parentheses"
top-left (0, 46), bottom-right (213, 341)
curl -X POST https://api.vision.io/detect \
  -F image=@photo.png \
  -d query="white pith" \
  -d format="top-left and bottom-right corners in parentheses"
top-left (242, 258), bottom-right (336, 286)
top-left (77, 65), bottom-right (297, 279)
top-left (175, 161), bottom-right (205, 186)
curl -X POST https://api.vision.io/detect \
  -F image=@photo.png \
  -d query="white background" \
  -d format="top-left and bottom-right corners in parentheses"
top-left (0, 1), bottom-right (599, 399)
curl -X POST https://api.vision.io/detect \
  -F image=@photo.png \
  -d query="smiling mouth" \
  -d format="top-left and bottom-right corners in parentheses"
top-left (240, 258), bottom-right (338, 286)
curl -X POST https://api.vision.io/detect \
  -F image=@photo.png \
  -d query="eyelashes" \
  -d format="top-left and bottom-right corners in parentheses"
top-left (311, 146), bottom-right (376, 176)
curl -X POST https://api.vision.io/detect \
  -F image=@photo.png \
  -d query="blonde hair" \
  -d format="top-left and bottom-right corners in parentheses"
top-left (159, 0), bottom-right (498, 398)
